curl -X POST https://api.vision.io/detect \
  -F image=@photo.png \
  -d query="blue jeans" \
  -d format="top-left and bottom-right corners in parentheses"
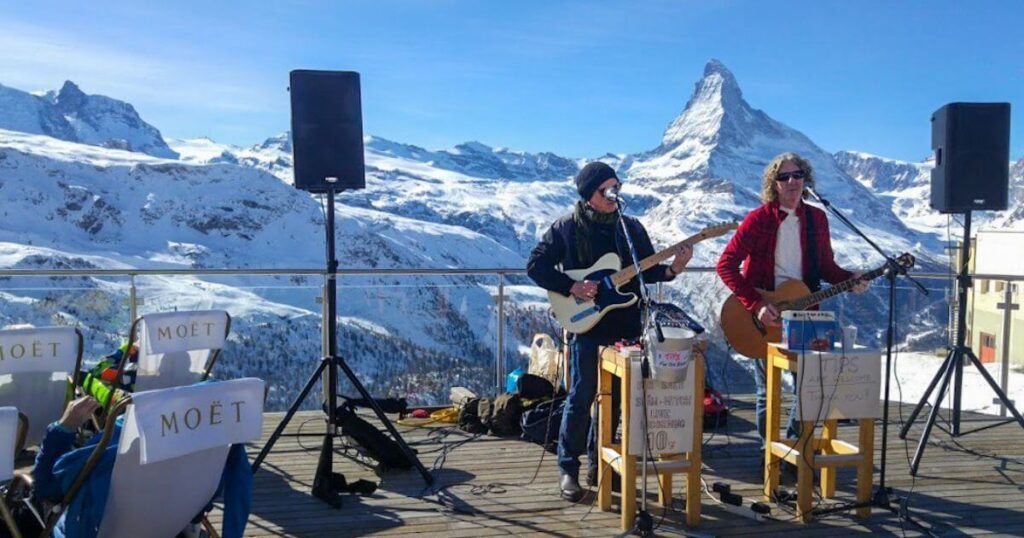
top-left (753, 359), bottom-right (800, 450)
top-left (557, 333), bottom-right (620, 478)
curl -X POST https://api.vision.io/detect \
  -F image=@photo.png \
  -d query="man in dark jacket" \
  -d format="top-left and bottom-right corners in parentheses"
top-left (527, 161), bottom-right (693, 502)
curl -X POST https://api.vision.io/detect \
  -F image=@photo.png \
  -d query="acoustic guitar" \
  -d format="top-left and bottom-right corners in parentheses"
top-left (720, 253), bottom-right (915, 359)
top-left (548, 222), bottom-right (737, 334)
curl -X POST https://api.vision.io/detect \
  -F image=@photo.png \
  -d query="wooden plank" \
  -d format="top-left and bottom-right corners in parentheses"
top-left (195, 392), bottom-right (1024, 537)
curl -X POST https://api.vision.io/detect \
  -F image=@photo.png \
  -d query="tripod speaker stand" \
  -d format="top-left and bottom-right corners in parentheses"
top-left (251, 184), bottom-right (433, 506)
top-left (898, 211), bottom-right (1024, 476)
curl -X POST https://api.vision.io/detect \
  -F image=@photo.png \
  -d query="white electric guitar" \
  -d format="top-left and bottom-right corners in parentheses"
top-left (548, 222), bottom-right (737, 334)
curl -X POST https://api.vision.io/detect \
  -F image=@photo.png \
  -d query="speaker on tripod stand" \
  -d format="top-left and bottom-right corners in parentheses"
top-left (251, 70), bottom-right (432, 507)
top-left (900, 102), bottom-right (1024, 476)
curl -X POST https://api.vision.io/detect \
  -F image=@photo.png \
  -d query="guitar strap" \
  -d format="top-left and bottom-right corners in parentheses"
top-left (803, 205), bottom-right (821, 292)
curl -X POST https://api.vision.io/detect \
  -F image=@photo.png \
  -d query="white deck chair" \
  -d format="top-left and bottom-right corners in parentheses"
top-left (1, 407), bottom-right (26, 538)
top-left (0, 327), bottom-right (83, 448)
top-left (105, 310), bottom-right (231, 408)
top-left (48, 378), bottom-right (264, 538)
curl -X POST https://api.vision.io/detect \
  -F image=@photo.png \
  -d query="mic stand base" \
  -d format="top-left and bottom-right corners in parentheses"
top-left (806, 485), bottom-right (938, 538)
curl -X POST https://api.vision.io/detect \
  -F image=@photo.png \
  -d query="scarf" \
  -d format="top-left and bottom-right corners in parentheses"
top-left (572, 200), bottom-right (619, 267)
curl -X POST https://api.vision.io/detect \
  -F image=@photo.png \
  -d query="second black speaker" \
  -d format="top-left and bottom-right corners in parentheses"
top-left (930, 102), bottom-right (1010, 213)
top-left (290, 70), bottom-right (366, 192)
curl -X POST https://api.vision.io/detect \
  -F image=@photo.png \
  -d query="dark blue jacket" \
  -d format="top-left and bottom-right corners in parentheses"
top-left (527, 211), bottom-right (672, 340)
top-left (33, 420), bottom-right (252, 538)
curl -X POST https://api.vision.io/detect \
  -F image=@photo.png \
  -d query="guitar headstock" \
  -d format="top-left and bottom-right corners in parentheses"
top-left (699, 221), bottom-right (739, 239)
top-left (896, 252), bottom-right (916, 270)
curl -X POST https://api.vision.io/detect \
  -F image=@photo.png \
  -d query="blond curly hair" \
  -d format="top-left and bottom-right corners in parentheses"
top-left (760, 152), bottom-right (815, 203)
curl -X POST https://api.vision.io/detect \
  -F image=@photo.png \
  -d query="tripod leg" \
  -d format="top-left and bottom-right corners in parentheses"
top-left (965, 349), bottom-right (1024, 429)
top-left (252, 358), bottom-right (329, 472)
top-left (312, 433), bottom-right (342, 508)
top-left (899, 348), bottom-right (955, 439)
top-left (334, 355), bottom-right (434, 485)
top-left (909, 349), bottom-right (959, 476)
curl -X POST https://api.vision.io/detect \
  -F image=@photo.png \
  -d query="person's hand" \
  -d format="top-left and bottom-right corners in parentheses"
top-left (851, 271), bottom-right (869, 294)
top-left (757, 302), bottom-right (782, 327)
top-left (669, 244), bottom-right (694, 277)
top-left (59, 396), bottom-right (101, 431)
top-left (570, 280), bottom-right (599, 301)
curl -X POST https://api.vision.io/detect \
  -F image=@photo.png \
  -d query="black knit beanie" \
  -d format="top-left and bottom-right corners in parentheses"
top-left (575, 161), bottom-right (618, 201)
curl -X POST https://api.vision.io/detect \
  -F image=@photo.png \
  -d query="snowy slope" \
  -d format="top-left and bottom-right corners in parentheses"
top-left (0, 81), bottom-right (176, 159)
top-left (835, 151), bottom-right (1024, 235)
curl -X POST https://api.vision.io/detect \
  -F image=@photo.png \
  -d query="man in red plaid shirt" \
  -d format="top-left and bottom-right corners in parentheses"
top-left (716, 152), bottom-right (867, 471)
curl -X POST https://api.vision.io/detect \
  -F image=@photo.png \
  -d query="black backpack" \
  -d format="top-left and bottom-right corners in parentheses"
top-left (520, 397), bottom-right (564, 449)
top-left (482, 393), bottom-right (523, 436)
top-left (458, 397), bottom-right (489, 434)
top-left (337, 405), bottom-right (414, 469)
top-left (516, 373), bottom-right (555, 400)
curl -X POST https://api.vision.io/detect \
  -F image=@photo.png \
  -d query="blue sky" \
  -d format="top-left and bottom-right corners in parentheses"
top-left (2, 1), bottom-right (1021, 162)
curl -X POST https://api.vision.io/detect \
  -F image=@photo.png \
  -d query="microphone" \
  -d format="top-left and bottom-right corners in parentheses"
top-left (604, 186), bottom-right (624, 203)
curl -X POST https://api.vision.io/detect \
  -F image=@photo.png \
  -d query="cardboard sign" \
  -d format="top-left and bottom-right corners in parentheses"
top-left (797, 348), bottom-right (881, 421)
top-left (125, 378), bottom-right (264, 464)
top-left (627, 351), bottom-right (696, 456)
top-left (141, 310), bottom-right (228, 355)
top-left (0, 327), bottom-right (78, 375)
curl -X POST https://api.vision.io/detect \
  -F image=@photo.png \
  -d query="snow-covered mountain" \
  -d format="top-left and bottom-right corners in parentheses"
top-left (0, 60), bottom-right (969, 404)
top-left (835, 151), bottom-right (1024, 235)
top-left (0, 81), bottom-right (177, 159)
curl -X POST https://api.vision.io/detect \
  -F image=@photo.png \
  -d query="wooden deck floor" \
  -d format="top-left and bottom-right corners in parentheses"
top-left (217, 394), bottom-right (1024, 537)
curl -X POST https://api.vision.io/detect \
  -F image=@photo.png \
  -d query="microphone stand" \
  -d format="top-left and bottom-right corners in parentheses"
top-left (609, 194), bottom-right (657, 537)
top-left (803, 187), bottom-right (931, 533)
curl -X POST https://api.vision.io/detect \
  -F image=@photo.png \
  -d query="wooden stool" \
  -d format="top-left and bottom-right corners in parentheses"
top-left (764, 343), bottom-right (875, 522)
top-left (597, 343), bottom-right (705, 530)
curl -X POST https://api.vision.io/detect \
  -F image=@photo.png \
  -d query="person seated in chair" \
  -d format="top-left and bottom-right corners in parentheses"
top-left (32, 395), bottom-right (252, 538)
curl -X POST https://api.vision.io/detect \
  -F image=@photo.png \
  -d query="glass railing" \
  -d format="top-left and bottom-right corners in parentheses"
top-left (0, 267), bottom-right (1020, 416)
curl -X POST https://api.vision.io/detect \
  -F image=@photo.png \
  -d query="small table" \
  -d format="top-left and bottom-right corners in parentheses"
top-left (597, 343), bottom-right (705, 530)
top-left (764, 343), bottom-right (876, 522)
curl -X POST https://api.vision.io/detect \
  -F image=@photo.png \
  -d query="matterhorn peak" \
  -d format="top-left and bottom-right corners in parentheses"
top-left (701, 59), bottom-right (742, 99)
top-left (50, 80), bottom-right (87, 111)
top-left (660, 59), bottom-right (747, 147)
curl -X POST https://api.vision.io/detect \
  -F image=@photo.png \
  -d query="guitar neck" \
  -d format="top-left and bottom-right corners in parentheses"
top-left (611, 235), bottom-right (700, 288)
top-left (787, 265), bottom-right (886, 311)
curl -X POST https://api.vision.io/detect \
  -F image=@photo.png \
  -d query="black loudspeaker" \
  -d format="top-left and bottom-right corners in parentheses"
top-left (930, 102), bottom-right (1010, 213)
top-left (290, 70), bottom-right (366, 192)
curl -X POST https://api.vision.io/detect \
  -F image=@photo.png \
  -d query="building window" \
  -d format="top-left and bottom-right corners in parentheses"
top-left (996, 281), bottom-right (1006, 293)
top-left (980, 279), bottom-right (990, 294)
top-left (980, 332), bottom-right (997, 363)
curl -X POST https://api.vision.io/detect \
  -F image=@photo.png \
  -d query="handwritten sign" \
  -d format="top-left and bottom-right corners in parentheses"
top-left (627, 351), bottom-right (696, 456)
top-left (0, 407), bottom-right (16, 480)
top-left (125, 378), bottom-right (264, 464)
top-left (0, 327), bottom-right (78, 375)
top-left (797, 348), bottom-right (881, 421)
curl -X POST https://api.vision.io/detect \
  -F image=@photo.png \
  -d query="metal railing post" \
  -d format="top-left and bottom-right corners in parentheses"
top-left (128, 275), bottom-right (138, 321)
top-left (998, 281), bottom-right (1018, 417)
top-left (497, 273), bottom-right (506, 391)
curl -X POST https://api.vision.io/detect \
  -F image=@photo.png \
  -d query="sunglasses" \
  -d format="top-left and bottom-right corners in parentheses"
top-left (775, 170), bottom-right (806, 182)
top-left (599, 184), bottom-right (622, 197)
